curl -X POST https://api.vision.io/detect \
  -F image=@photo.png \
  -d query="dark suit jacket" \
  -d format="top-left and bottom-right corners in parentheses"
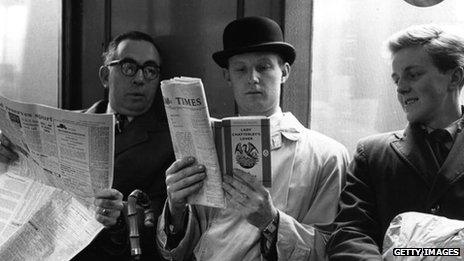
top-left (73, 99), bottom-right (175, 261)
top-left (327, 120), bottom-right (464, 260)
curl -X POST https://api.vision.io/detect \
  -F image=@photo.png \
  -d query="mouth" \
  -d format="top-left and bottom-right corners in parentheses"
top-left (246, 91), bottom-right (262, 95)
top-left (126, 93), bottom-right (146, 100)
top-left (127, 93), bottom-right (144, 97)
top-left (404, 97), bottom-right (418, 106)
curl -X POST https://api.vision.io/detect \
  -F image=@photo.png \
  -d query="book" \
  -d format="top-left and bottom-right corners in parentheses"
top-left (213, 116), bottom-right (272, 187)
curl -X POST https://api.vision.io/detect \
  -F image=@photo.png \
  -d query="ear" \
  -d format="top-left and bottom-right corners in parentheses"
top-left (222, 68), bottom-right (232, 86)
top-left (99, 66), bottom-right (110, 89)
top-left (281, 63), bottom-right (291, 84)
top-left (448, 66), bottom-right (464, 91)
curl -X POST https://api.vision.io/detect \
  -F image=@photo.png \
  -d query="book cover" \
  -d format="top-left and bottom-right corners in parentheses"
top-left (217, 116), bottom-right (271, 187)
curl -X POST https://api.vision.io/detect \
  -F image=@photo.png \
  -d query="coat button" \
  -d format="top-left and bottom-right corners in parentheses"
top-left (430, 205), bottom-right (440, 214)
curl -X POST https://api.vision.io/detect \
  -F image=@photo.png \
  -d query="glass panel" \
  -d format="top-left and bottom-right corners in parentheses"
top-left (312, 0), bottom-right (464, 155)
top-left (0, 0), bottom-right (61, 107)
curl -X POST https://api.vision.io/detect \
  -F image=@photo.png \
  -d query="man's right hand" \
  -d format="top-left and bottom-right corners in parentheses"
top-left (0, 131), bottom-right (18, 172)
top-left (165, 157), bottom-right (206, 229)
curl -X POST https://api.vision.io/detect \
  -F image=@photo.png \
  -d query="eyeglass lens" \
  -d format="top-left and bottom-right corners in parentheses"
top-left (119, 59), bottom-right (159, 80)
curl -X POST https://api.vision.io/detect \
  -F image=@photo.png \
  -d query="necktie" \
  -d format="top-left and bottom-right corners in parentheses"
top-left (427, 129), bottom-right (452, 167)
top-left (115, 113), bottom-right (127, 134)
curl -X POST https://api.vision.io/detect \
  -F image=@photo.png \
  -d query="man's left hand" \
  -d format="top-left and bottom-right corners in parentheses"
top-left (223, 169), bottom-right (278, 231)
top-left (94, 189), bottom-right (124, 227)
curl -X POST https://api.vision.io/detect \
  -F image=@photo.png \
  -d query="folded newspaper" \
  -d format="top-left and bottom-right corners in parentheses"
top-left (0, 95), bottom-right (114, 260)
top-left (161, 77), bottom-right (225, 208)
top-left (161, 77), bottom-right (272, 209)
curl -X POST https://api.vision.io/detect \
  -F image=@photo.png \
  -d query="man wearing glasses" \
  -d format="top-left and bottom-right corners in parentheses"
top-left (73, 31), bottom-right (175, 261)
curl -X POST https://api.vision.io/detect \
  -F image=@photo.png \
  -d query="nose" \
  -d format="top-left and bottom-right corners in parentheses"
top-left (396, 78), bottom-right (410, 95)
top-left (247, 68), bottom-right (259, 85)
top-left (132, 68), bottom-right (145, 85)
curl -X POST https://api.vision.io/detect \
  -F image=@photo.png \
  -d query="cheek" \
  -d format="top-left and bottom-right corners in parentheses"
top-left (146, 87), bottom-right (158, 101)
top-left (417, 83), bottom-right (443, 102)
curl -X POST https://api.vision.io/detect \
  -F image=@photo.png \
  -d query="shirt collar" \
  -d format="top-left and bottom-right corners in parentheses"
top-left (420, 115), bottom-right (463, 146)
top-left (106, 103), bottom-right (134, 122)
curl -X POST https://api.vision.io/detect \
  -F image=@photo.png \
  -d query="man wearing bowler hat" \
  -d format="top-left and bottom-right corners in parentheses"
top-left (156, 16), bottom-right (349, 260)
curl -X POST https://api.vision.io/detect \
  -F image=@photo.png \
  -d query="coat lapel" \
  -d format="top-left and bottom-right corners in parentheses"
top-left (426, 119), bottom-right (464, 205)
top-left (84, 99), bottom-right (169, 156)
top-left (390, 125), bottom-right (438, 187)
top-left (115, 113), bottom-right (168, 155)
top-left (115, 126), bottom-right (149, 155)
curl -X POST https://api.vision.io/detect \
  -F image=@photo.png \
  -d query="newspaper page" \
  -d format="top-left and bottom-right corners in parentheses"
top-left (161, 77), bottom-right (225, 208)
top-left (0, 95), bottom-right (114, 260)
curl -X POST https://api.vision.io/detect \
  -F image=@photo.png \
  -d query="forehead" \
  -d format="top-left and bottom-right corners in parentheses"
top-left (228, 52), bottom-right (281, 65)
top-left (392, 46), bottom-right (435, 72)
top-left (116, 39), bottom-right (160, 64)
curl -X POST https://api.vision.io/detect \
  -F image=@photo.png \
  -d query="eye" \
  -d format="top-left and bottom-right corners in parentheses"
top-left (256, 63), bottom-right (272, 72)
top-left (121, 62), bottom-right (137, 75)
top-left (407, 71), bottom-right (423, 81)
top-left (232, 66), bottom-right (246, 73)
top-left (143, 66), bottom-right (159, 79)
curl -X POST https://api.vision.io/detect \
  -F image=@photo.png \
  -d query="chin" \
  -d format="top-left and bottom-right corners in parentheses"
top-left (125, 105), bottom-right (150, 116)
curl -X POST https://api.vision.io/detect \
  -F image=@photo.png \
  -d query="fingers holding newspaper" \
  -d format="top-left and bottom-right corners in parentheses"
top-left (94, 189), bottom-right (124, 227)
top-left (165, 156), bottom-right (206, 218)
top-left (223, 168), bottom-right (278, 231)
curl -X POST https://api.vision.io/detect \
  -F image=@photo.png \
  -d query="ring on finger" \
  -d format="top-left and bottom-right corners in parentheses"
top-left (100, 208), bottom-right (110, 216)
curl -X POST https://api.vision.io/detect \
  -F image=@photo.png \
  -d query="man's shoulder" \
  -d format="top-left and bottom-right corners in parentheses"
top-left (357, 130), bottom-right (403, 148)
top-left (280, 112), bottom-right (348, 155)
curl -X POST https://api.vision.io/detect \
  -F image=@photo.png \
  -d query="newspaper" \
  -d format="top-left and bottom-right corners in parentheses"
top-left (0, 95), bottom-right (114, 260)
top-left (161, 77), bottom-right (225, 208)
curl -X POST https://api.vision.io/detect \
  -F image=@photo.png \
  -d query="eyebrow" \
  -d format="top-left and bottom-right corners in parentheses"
top-left (121, 57), bottom-right (159, 66)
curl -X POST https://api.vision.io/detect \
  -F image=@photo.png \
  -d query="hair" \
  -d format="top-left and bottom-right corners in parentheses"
top-left (387, 24), bottom-right (464, 73)
top-left (102, 31), bottom-right (160, 65)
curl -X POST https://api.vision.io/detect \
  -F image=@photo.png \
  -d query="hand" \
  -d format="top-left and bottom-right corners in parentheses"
top-left (223, 169), bottom-right (278, 231)
top-left (0, 131), bottom-right (19, 166)
top-left (165, 157), bottom-right (206, 228)
top-left (94, 189), bottom-right (124, 227)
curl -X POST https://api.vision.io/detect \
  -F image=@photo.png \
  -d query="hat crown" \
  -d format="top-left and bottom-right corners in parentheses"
top-left (223, 16), bottom-right (284, 50)
top-left (212, 16), bottom-right (295, 68)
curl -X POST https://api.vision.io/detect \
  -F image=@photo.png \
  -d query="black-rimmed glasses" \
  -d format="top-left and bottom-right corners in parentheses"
top-left (107, 58), bottom-right (160, 80)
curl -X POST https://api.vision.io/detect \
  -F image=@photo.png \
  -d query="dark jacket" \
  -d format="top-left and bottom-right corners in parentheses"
top-left (73, 99), bottom-right (175, 261)
top-left (327, 120), bottom-right (464, 260)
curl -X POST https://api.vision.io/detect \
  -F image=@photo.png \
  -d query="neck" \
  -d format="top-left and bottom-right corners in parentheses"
top-left (238, 106), bottom-right (281, 117)
top-left (425, 104), bottom-right (462, 129)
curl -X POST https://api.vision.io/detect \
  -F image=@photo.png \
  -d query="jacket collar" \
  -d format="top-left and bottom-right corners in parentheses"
top-left (427, 116), bottom-right (464, 205)
top-left (270, 111), bottom-right (305, 142)
top-left (391, 124), bottom-right (438, 187)
top-left (392, 116), bottom-right (464, 203)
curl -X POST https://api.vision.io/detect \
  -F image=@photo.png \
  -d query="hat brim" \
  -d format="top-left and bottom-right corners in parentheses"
top-left (212, 42), bottom-right (296, 68)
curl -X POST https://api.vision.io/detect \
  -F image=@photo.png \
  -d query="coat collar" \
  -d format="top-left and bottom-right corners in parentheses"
top-left (270, 111), bottom-right (305, 142)
top-left (427, 116), bottom-right (464, 205)
top-left (391, 116), bottom-right (464, 203)
top-left (391, 124), bottom-right (438, 187)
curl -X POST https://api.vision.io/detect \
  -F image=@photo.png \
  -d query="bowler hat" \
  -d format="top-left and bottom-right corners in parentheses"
top-left (213, 16), bottom-right (296, 68)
